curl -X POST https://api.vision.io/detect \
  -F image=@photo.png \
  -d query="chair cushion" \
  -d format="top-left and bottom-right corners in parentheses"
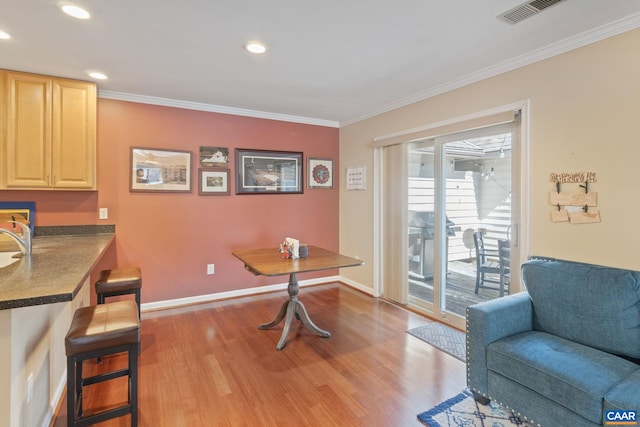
top-left (488, 331), bottom-right (639, 424)
top-left (96, 267), bottom-right (142, 294)
top-left (65, 300), bottom-right (140, 356)
top-left (522, 257), bottom-right (640, 358)
top-left (604, 368), bottom-right (640, 411)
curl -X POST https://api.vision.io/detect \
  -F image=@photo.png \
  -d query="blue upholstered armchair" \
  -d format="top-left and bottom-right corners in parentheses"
top-left (467, 257), bottom-right (640, 426)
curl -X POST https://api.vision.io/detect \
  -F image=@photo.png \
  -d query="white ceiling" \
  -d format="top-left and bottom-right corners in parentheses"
top-left (2, 1), bottom-right (640, 127)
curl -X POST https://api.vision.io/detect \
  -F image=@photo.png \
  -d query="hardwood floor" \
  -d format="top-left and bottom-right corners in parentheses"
top-left (51, 283), bottom-right (467, 426)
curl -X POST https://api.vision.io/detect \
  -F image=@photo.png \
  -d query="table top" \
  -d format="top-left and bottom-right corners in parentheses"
top-left (232, 245), bottom-right (363, 277)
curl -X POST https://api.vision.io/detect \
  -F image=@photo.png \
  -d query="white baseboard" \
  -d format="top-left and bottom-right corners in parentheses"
top-left (43, 376), bottom-right (66, 427)
top-left (338, 276), bottom-right (375, 296)
top-left (141, 275), bottom-right (375, 312)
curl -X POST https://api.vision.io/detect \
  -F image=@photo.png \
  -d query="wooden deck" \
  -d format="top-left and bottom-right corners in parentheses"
top-left (408, 260), bottom-right (506, 317)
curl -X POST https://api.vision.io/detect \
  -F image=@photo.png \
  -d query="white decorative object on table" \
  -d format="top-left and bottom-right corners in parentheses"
top-left (285, 237), bottom-right (299, 259)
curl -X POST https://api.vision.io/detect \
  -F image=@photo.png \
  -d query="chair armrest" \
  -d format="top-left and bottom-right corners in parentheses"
top-left (466, 292), bottom-right (533, 397)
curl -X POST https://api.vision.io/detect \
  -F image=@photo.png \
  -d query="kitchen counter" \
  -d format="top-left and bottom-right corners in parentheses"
top-left (0, 231), bottom-right (115, 310)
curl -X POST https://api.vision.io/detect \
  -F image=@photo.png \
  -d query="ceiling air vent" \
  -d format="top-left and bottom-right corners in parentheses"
top-left (498, 0), bottom-right (566, 24)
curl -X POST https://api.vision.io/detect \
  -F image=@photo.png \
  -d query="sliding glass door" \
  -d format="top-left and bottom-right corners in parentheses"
top-left (407, 126), bottom-right (515, 328)
top-left (381, 117), bottom-right (522, 329)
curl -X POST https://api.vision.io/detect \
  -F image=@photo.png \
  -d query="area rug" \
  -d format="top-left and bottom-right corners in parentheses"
top-left (407, 322), bottom-right (466, 362)
top-left (418, 389), bottom-right (535, 427)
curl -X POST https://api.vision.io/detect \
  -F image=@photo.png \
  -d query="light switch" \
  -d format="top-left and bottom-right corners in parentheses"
top-left (99, 208), bottom-right (108, 220)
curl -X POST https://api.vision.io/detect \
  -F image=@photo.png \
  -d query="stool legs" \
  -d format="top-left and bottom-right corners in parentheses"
top-left (67, 356), bottom-right (77, 424)
top-left (66, 343), bottom-right (138, 427)
top-left (129, 345), bottom-right (139, 426)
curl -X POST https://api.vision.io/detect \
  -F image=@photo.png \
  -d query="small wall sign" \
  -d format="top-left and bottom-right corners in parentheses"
top-left (346, 166), bottom-right (366, 191)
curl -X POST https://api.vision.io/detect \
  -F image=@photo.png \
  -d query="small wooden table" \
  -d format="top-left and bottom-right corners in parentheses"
top-left (232, 246), bottom-right (363, 350)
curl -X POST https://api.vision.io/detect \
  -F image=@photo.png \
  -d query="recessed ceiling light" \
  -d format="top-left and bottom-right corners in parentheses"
top-left (88, 71), bottom-right (107, 80)
top-left (60, 4), bottom-right (91, 19)
top-left (244, 41), bottom-right (267, 54)
top-left (0, 31), bottom-right (10, 40)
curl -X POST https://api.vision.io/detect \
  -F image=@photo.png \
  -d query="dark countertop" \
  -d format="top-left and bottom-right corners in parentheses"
top-left (0, 232), bottom-right (115, 310)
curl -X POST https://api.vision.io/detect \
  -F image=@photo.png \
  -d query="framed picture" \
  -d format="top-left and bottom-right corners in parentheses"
top-left (235, 149), bottom-right (303, 194)
top-left (199, 146), bottom-right (229, 167)
top-left (0, 201), bottom-right (35, 235)
top-left (308, 158), bottom-right (334, 189)
top-left (130, 147), bottom-right (192, 192)
top-left (199, 168), bottom-right (230, 195)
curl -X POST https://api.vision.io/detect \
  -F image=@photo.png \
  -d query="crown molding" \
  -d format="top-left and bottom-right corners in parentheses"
top-left (98, 91), bottom-right (340, 128)
top-left (98, 14), bottom-right (640, 129)
top-left (341, 13), bottom-right (640, 127)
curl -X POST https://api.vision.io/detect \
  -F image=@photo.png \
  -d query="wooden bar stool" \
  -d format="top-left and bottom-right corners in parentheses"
top-left (65, 300), bottom-right (140, 427)
top-left (96, 267), bottom-right (142, 318)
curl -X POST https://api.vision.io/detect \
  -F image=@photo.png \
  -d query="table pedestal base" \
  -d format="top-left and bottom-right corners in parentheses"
top-left (258, 273), bottom-right (330, 350)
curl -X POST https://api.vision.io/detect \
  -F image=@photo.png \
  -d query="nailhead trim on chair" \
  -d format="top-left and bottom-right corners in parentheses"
top-left (465, 306), bottom-right (541, 427)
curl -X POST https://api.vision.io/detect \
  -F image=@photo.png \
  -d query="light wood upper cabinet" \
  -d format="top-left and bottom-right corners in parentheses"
top-left (1, 70), bottom-right (97, 190)
top-left (51, 78), bottom-right (97, 189)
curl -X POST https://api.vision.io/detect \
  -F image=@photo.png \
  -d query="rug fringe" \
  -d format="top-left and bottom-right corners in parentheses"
top-left (417, 389), bottom-right (532, 427)
top-left (417, 389), bottom-right (472, 426)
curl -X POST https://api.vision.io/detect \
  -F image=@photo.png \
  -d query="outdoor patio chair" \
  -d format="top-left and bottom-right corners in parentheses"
top-left (498, 239), bottom-right (511, 297)
top-left (473, 231), bottom-right (501, 294)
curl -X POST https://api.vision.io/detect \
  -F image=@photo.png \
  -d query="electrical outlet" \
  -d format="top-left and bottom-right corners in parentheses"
top-left (207, 264), bottom-right (215, 275)
top-left (99, 208), bottom-right (108, 220)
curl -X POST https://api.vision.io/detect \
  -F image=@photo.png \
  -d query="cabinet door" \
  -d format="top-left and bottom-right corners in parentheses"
top-left (52, 79), bottom-right (96, 189)
top-left (4, 71), bottom-right (52, 188)
top-left (0, 71), bottom-right (4, 187)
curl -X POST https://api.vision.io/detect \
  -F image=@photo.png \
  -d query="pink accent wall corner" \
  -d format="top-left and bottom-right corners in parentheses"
top-left (0, 99), bottom-right (340, 304)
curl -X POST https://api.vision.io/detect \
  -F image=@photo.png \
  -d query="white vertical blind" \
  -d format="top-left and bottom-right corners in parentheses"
top-left (381, 143), bottom-right (408, 304)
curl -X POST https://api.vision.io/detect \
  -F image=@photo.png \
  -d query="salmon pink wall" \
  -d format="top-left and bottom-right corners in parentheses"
top-left (0, 99), bottom-right (340, 304)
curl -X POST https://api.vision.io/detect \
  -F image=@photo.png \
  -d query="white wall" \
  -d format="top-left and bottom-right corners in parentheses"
top-left (339, 28), bottom-right (640, 290)
top-left (3, 279), bottom-right (90, 427)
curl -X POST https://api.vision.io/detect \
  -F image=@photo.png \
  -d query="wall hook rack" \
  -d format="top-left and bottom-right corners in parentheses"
top-left (579, 181), bottom-right (589, 193)
top-left (548, 171), bottom-right (600, 224)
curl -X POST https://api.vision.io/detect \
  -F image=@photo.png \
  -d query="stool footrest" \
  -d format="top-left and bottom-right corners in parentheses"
top-left (74, 404), bottom-right (133, 427)
top-left (82, 368), bottom-right (130, 387)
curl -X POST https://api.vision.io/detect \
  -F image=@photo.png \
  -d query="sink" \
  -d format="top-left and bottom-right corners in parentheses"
top-left (0, 251), bottom-right (21, 268)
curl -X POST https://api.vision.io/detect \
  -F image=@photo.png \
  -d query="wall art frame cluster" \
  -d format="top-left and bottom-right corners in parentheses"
top-left (130, 146), bottom-right (333, 196)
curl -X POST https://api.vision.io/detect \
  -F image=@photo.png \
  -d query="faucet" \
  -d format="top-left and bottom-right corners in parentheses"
top-left (0, 221), bottom-right (32, 255)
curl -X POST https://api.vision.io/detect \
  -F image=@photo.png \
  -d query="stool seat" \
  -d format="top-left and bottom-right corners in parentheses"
top-left (95, 267), bottom-right (142, 324)
top-left (66, 300), bottom-right (140, 356)
top-left (65, 300), bottom-right (140, 426)
top-left (96, 267), bottom-right (142, 294)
